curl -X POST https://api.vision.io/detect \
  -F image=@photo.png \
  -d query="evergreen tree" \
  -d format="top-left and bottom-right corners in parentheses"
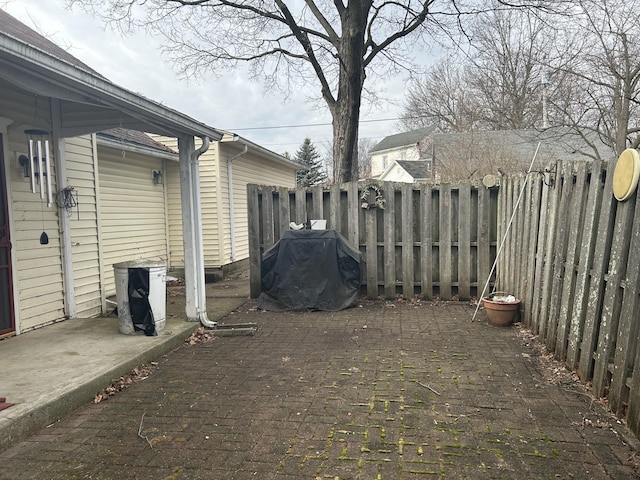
top-left (295, 138), bottom-right (327, 187)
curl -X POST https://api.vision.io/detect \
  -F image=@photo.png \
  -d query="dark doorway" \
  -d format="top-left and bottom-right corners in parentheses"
top-left (0, 135), bottom-right (15, 337)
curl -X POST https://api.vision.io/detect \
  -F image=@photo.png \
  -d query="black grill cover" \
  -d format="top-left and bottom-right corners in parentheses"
top-left (257, 229), bottom-right (361, 311)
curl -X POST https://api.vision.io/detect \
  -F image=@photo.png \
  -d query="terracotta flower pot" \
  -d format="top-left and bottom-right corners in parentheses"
top-left (482, 296), bottom-right (520, 327)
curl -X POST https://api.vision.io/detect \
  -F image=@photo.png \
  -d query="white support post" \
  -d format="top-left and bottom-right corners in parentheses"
top-left (178, 135), bottom-right (199, 321)
top-left (50, 99), bottom-right (76, 318)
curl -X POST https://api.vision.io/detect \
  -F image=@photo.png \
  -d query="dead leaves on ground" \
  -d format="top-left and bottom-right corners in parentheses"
top-left (184, 327), bottom-right (216, 345)
top-left (94, 363), bottom-right (157, 403)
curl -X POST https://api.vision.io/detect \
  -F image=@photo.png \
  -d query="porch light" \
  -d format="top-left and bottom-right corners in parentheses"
top-left (24, 129), bottom-right (53, 207)
top-left (18, 154), bottom-right (31, 178)
top-left (152, 169), bottom-right (163, 185)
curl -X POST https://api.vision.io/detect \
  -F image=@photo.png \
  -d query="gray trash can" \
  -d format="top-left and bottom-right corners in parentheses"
top-left (114, 260), bottom-right (166, 335)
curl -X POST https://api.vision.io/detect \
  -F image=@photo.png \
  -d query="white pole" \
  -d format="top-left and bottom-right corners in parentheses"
top-left (28, 139), bottom-right (36, 193)
top-left (45, 140), bottom-right (52, 207)
top-left (36, 140), bottom-right (44, 200)
top-left (471, 142), bottom-right (542, 322)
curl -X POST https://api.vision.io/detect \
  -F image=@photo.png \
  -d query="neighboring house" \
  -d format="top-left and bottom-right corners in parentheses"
top-left (370, 126), bottom-right (616, 184)
top-left (368, 125), bottom-right (439, 178)
top-left (429, 127), bottom-right (616, 182)
top-left (377, 160), bottom-right (434, 183)
top-left (0, 9), bottom-right (293, 336)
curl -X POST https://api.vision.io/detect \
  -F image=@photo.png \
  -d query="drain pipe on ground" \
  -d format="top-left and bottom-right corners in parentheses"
top-left (226, 138), bottom-right (249, 263)
top-left (191, 136), bottom-right (218, 328)
top-left (471, 142), bottom-right (542, 322)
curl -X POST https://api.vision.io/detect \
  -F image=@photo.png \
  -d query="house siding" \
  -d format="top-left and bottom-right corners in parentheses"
top-left (151, 135), bottom-right (297, 271)
top-left (370, 146), bottom-right (421, 178)
top-left (219, 145), bottom-right (296, 264)
top-left (379, 163), bottom-right (414, 183)
top-left (152, 135), bottom-right (223, 269)
top-left (165, 159), bottom-right (183, 269)
top-left (66, 135), bottom-right (102, 317)
top-left (97, 145), bottom-right (168, 298)
top-left (6, 124), bottom-right (65, 331)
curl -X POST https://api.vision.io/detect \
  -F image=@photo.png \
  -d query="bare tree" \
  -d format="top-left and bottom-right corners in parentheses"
top-left (70, 0), bottom-right (559, 183)
top-left (466, 5), bottom-right (553, 130)
top-left (549, 0), bottom-right (640, 155)
top-left (402, 4), bottom-right (557, 133)
top-left (400, 58), bottom-right (482, 132)
top-left (433, 134), bottom-right (524, 182)
top-left (357, 137), bottom-right (376, 179)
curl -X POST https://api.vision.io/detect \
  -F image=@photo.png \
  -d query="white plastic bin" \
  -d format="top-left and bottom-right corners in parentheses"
top-left (113, 260), bottom-right (166, 335)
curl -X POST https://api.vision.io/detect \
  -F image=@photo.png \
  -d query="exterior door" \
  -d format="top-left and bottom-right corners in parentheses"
top-left (0, 135), bottom-right (15, 337)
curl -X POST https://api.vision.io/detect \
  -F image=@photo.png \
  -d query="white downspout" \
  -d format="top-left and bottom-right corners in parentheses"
top-left (179, 135), bottom-right (216, 327)
top-left (190, 137), bottom-right (217, 328)
top-left (227, 142), bottom-right (248, 262)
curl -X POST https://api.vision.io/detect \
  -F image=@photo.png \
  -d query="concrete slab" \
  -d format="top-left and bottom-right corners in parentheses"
top-left (0, 278), bottom-right (248, 453)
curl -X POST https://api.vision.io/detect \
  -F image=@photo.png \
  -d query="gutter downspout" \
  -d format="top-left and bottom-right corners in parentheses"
top-left (190, 137), bottom-right (218, 328)
top-left (227, 141), bottom-right (249, 262)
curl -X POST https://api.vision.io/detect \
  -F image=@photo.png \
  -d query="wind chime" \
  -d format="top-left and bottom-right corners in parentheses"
top-left (18, 129), bottom-right (53, 244)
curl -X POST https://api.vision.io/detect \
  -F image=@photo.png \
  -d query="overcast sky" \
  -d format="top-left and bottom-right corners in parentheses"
top-left (2, 0), bottom-right (434, 156)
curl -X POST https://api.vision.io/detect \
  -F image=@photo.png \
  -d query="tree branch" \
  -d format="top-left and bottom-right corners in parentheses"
top-left (274, 0), bottom-right (336, 107)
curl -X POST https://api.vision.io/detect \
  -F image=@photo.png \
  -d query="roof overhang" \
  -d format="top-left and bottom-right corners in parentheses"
top-left (96, 135), bottom-right (179, 161)
top-left (0, 31), bottom-right (223, 141)
top-left (219, 132), bottom-right (304, 169)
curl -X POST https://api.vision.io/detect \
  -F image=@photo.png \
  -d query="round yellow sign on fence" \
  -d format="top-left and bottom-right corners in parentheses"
top-left (612, 148), bottom-right (640, 201)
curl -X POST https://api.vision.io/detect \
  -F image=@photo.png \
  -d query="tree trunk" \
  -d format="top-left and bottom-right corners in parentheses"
top-left (331, 3), bottom-right (368, 184)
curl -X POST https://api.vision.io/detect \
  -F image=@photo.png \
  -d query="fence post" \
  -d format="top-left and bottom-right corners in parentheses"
top-left (420, 184), bottom-right (433, 299)
top-left (458, 183), bottom-right (471, 300)
top-left (401, 183), bottom-right (415, 299)
top-left (247, 184), bottom-right (261, 298)
top-left (439, 184), bottom-right (452, 299)
top-left (383, 183), bottom-right (396, 299)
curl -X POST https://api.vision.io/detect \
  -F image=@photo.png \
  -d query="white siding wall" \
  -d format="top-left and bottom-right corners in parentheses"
top-left (370, 146), bottom-right (420, 178)
top-left (67, 135), bottom-right (102, 317)
top-left (6, 122), bottom-right (65, 331)
top-left (154, 136), bottom-right (222, 269)
top-left (220, 145), bottom-right (296, 264)
top-left (151, 135), bottom-right (297, 270)
top-left (378, 163), bottom-right (415, 183)
top-left (97, 146), bottom-right (168, 297)
top-left (165, 160), bottom-right (183, 268)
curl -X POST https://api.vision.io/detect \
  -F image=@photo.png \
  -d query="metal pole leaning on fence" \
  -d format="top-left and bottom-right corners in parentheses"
top-left (471, 142), bottom-right (542, 322)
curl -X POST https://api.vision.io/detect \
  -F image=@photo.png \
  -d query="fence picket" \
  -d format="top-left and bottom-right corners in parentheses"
top-left (383, 185), bottom-right (396, 299)
top-left (566, 161), bottom-right (604, 369)
top-left (523, 176), bottom-right (543, 326)
top-left (247, 184), bottom-right (261, 298)
top-left (547, 162), bottom-right (573, 351)
top-left (578, 159), bottom-right (617, 382)
top-left (402, 183), bottom-right (415, 298)
top-left (610, 188), bottom-right (640, 416)
top-left (477, 183), bottom-right (492, 300)
top-left (458, 183), bottom-right (471, 299)
top-left (592, 177), bottom-right (637, 396)
top-left (531, 171), bottom-right (551, 335)
top-left (420, 184), bottom-right (433, 299)
top-left (439, 184), bottom-right (452, 299)
top-left (556, 163), bottom-right (587, 359)
top-left (365, 206), bottom-right (378, 298)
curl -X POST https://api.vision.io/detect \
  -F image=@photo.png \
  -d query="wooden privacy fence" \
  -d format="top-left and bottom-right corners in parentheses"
top-left (248, 181), bottom-right (499, 301)
top-left (497, 159), bottom-right (640, 438)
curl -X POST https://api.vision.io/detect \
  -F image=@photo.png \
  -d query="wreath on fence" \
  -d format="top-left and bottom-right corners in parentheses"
top-left (360, 183), bottom-right (385, 209)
